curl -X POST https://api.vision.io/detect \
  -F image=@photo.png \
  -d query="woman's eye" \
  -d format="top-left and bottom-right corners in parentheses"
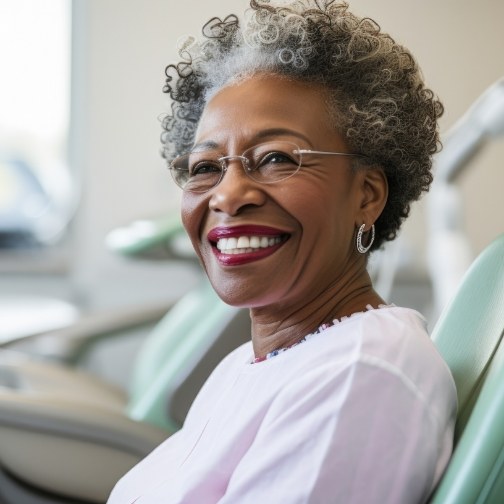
top-left (190, 161), bottom-right (221, 177)
top-left (259, 151), bottom-right (296, 166)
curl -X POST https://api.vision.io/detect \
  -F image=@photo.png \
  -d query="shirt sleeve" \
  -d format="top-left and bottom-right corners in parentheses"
top-left (218, 357), bottom-right (450, 504)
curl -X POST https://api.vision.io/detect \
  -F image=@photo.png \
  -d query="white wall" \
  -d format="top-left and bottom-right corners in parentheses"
top-left (71, 0), bottom-right (504, 309)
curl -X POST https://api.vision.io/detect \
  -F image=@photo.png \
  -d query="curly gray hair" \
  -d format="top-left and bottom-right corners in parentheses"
top-left (161, 0), bottom-right (443, 251)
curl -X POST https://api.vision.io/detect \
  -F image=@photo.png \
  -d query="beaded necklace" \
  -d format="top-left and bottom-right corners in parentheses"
top-left (251, 304), bottom-right (390, 364)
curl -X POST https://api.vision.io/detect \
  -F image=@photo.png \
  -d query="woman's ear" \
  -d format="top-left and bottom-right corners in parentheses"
top-left (356, 166), bottom-right (388, 225)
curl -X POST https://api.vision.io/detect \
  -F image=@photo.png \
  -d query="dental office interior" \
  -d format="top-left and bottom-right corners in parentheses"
top-left (0, 0), bottom-right (503, 502)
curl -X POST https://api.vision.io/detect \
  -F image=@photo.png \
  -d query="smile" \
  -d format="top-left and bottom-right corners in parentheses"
top-left (216, 235), bottom-right (283, 254)
top-left (207, 226), bottom-right (290, 266)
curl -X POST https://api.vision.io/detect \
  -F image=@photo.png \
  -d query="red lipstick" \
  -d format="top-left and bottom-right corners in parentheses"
top-left (207, 225), bottom-right (287, 240)
top-left (207, 225), bottom-right (290, 266)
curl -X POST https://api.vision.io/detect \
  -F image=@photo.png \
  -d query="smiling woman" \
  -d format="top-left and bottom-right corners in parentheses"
top-left (181, 75), bottom-right (388, 322)
top-left (108, 2), bottom-right (457, 503)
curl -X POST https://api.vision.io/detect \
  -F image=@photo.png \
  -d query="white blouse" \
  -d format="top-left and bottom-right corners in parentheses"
top-left (108, 306), bottom-right (457, 504)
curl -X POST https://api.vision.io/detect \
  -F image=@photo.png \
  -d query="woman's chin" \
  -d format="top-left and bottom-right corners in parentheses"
top-left (210, 281), bottom-right (283, 310)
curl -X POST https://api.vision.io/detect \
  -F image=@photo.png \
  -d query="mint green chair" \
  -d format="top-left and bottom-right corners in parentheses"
top-left (0, 283), bottom-right (250, 503)
top-left (430, 233), bottom-right (504, 503)
top-left (0, 216), bottom-right (251, 502)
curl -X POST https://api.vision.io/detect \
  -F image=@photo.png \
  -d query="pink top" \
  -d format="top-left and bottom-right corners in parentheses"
top-left (108, 306), bottom-right (457, 504)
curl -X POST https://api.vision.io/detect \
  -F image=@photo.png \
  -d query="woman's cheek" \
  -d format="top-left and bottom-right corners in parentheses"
top-left (181, 194), bottom-right (208, 259)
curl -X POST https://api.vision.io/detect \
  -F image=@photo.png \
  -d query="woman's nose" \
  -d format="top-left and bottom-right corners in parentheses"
top-left (208, 160), bottom-right (267, 216)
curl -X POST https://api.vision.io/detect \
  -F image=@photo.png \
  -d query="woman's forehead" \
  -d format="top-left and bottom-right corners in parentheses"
top-left (194, 74), bottom-right (346, 150)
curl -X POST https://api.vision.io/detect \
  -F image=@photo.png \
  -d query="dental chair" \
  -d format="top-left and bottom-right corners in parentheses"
top-left (429, 233), bottom-right (504, 503)
top-left (1, 230), bottom-right (503, 503)
top-left (0, 216), bottom-right (251, 503)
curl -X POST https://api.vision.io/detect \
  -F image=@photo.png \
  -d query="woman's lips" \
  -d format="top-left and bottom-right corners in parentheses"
top-left (207, 225), bottom-right (290, 266)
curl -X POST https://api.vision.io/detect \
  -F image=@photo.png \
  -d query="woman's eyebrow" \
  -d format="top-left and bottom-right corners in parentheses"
top-left (254, 128), bottom-right (313, 145)
top-left (191, 128), bottom-right (313, 152)
top-left (191, 140), bottom-right (220, 152)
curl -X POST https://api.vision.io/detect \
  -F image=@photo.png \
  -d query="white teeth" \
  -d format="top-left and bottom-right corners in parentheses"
top-left (236, 236), bottom-right (250, 248)
top-left (216, 235), bottom-right (283, 253)
top-left (249, 236), bottom-right (260, 248)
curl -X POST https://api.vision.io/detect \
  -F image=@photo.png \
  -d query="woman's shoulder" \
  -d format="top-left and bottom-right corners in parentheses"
top-left (315, 305), bottom-right (437, 366)
top-left (318, 305), bottom-right (455, 390)
top-left (193, 340), bottom-right (253, 389)
top-left (354, 305), bottom-right (453, 381)
top-left (288, 305), bottom-right (457, 424)
top-left (251, 305), bottom-right (456, 411)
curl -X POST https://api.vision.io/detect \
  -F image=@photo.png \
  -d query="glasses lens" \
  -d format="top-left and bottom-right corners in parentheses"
top-left (170, 141), bottom-right (302, 191)
top-left (243, 141), bottom-right (301, 183)
top-left (170, 152), bottom-right (223, 192)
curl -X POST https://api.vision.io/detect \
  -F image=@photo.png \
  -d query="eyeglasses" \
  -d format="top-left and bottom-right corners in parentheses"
top-left (169, 140), bottom-right (368, 193)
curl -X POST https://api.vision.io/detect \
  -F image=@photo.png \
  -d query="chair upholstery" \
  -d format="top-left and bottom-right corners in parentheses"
top-left (0, 283), bottom-right (250, 503)
top-left (0, 215), bottom-right (252, 502)
top-left (128, 281), bottom-right (251, 431)
top-left (430, 233), bottom-right (504, 503)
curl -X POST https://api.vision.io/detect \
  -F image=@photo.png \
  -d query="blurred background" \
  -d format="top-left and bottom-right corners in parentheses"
top-left (0, 0), bottom-right (503, 363)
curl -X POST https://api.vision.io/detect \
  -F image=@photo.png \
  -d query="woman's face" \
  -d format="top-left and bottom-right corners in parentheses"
top-left (181, 74), bottom-right (376, 309)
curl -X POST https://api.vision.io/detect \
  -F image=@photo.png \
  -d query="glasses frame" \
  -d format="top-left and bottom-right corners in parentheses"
top-left (169, 141), bottom-right (369, 193)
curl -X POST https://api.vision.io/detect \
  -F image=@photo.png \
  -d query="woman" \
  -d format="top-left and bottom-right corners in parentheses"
top-left (109, 1), bottom-right (457, 502)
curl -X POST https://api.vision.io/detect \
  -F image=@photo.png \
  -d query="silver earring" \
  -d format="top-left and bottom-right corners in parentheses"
top-left (356, 224), bottom-right (375, 254)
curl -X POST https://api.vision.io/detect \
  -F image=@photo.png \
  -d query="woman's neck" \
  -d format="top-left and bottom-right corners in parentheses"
top-left (249, 268), bottom-right (385, 359)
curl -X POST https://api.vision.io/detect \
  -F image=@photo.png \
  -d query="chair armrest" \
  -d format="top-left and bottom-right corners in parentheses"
top-left (0, 301), bottom-right (172, 363)
top-left (0, 356), bottom-right (171, 503)
top-left (105, 214), bottom-right (196, 262)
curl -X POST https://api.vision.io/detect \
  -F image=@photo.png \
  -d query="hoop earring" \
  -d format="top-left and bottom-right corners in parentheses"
top-left (356, 224), bottom-right (375, 254)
